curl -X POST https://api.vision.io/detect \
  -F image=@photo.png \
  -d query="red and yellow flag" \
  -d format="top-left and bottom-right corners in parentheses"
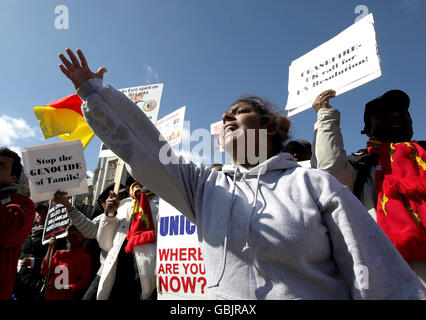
top-left (34, 94), bottom-right (94, 148)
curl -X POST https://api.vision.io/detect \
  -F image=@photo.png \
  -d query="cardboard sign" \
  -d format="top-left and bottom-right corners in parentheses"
top-left (156, 199), bottom-right (207, 300)
top-left (285, 13), bottom-right (381, 116)
top-left (42, 203), bottom-right (71, 245)
top-left (22, 140), bottom-right (88, 202)
top-left (156, 106), bottom-right (186, 147)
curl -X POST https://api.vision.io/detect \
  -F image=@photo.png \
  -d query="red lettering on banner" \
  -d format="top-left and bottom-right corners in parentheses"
top-left (159, 275), bottom-right (198, 294)
top-left (158, 247), bottom-right (204, 261)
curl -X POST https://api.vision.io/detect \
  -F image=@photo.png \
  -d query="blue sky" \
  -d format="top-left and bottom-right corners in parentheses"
top-left (1, 0), bottom-right (425, 173)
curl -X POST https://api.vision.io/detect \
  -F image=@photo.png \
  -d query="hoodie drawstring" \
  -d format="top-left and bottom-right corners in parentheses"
top-left (208, 167), bottom-right (238, 289)
top-left (241, 168), bottom-right (263, 252)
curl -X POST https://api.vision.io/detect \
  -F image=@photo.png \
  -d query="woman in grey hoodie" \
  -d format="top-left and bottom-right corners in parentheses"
top-left (57, 48), bottom-right (425, 300)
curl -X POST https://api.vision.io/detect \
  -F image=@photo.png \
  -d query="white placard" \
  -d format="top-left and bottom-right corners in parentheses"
top-left (22, 140), bottom-right (88, 202)
top-left (285, 13), bottom-right (381, 116)
top-left (119, 83), bottom-right (163, 123)
top-left (156, 106), bottom-right (186, 147)
top-left (156, 199), bottom-right (207, 300)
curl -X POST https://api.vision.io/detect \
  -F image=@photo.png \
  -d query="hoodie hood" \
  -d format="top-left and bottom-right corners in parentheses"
top-left (221, 152), bottom-right (299, 176)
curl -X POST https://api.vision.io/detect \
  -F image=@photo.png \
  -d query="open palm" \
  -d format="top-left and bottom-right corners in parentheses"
top-left (58, 48), bottom-right (107, 90)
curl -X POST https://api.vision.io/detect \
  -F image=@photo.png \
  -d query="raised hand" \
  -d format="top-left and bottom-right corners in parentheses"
top-left (312, 89), bottom-right (336, 113)
top-left (54, 190), bottom-right (73, 211)
top-left (58, 48), bottom-right (107, 90)
top-left (48, 235), bottom-right (57, 250)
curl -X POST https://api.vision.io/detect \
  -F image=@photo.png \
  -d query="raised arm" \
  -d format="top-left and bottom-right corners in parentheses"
top-left (54, 191), bottom-right (99, 239)
top-left (58, 49), bottom-right (209, 223)
top-left (311, 89), bottom-right (357, 191)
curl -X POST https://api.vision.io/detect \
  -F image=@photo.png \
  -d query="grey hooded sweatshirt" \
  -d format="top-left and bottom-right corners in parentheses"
top-left (77, 78), bottom-right (425, 299)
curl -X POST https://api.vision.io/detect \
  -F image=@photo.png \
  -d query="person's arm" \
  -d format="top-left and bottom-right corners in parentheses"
top-left (58, 49), bottom-right (208, 223)
top-left (0, 194), bottom-right (35, 248)
top-left (54, 191), bottom-right (99, 239)
top-left (41, 236), bottom-right (57, 278)
top-left (311, 90), bottom-right (357, 191)
top-left (322, 187), bottom-right (425, 299)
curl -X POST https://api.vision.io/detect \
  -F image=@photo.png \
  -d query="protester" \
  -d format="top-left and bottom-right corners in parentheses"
top-left (57, 48), bottom-right (425, 299)
top-left (41, 226), bottom-right (92, 300)
top-left (311, 89), bottom-right (426, 285)
top-left (54, 178), bottom-right (159, 300)
top-left (0, 147), bottom-right (36, 300)
top-left (53, 183), bottom-right (126, 300)
top-left (14, 204), bottom-right (65, 300)
top-left (283, 139), bottom-right (312, 167)
top-left (98, 182), bottom-right (158, 300)
top-left (52, 183), bottom-right (126, 300)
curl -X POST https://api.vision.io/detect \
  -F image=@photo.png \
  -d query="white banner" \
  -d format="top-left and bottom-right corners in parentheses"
top-left (22, 140), bottom-right (88, 202)
top-left (156, 199), bottom-right (207, 300)
top-left (156, 106), bottom-right (186, 147)
top-left (285, 13), bottom-right (381, 117)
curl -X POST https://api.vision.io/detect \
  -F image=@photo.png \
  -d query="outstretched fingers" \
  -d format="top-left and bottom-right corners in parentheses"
top-left (66, 48), bottom-right (81, 69)
top-left (58, 52), bottom-right (74, 71)
top-left (58, 63), bottom-right (71, 78)
top-left (76, 48), bottom-right (88, 68)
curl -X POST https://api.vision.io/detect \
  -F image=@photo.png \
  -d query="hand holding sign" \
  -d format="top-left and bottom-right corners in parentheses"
top-left (59, 48), bottom-right (107, 90)
top-left (48, 235), bottom-right (57, 249)
top-left (313, 89), bottom-right (336, 113)
top-left (54, 190), bottom-right (73, 211)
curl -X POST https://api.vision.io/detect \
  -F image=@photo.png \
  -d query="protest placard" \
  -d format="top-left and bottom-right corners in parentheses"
top-left (156, 106), bottom-right (186, 147)
top-left (99, 83), bottom-right (164, 158)
top-left (41, 203), bottom-right (71, 245)
top-left (210, 120), bottom-right (224, 153)
top-left (22, 140), bottom-right (88, 202)
top-left (156, 199), bottom-right (207, 300)
top-left (285, 13), bottom-right (381, 116)
top-left (119, 83), bottom-right (163, 123)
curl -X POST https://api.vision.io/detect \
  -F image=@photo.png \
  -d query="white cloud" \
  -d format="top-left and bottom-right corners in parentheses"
top-left (0, 114), bottom-right (38, 148)
top-left (144, 65), bottom-right (160, 84)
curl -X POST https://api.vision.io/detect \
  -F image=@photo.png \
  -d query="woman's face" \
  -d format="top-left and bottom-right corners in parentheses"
top-left (220, 102), bottom-right (268, 164)
top-left (35, 212), bottom-right (47, 226)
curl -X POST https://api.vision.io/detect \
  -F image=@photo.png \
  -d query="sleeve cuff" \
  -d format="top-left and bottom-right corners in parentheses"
top-left (77, 78), bottom-right (104, 101)
top-left (67, 207), bottom-right (83, 220)
top-left (315, 107), bottom-right (341, 128)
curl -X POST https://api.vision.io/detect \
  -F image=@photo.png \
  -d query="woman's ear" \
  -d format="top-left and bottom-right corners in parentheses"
top-left (261, 116), bottom-right (278, 136)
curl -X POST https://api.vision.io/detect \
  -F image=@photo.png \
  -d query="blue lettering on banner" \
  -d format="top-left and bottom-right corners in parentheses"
top-left (160, 215), bottom-right (196, 236)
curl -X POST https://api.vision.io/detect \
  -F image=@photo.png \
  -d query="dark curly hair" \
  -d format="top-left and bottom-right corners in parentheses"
top-left (0, 147), bottom-right (23, 180)
top-left (228, 95), bottom-right (291, 154)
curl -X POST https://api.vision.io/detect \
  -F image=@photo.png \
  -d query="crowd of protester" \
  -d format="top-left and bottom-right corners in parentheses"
top-left (0, 47), bottom-right (425, 300)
